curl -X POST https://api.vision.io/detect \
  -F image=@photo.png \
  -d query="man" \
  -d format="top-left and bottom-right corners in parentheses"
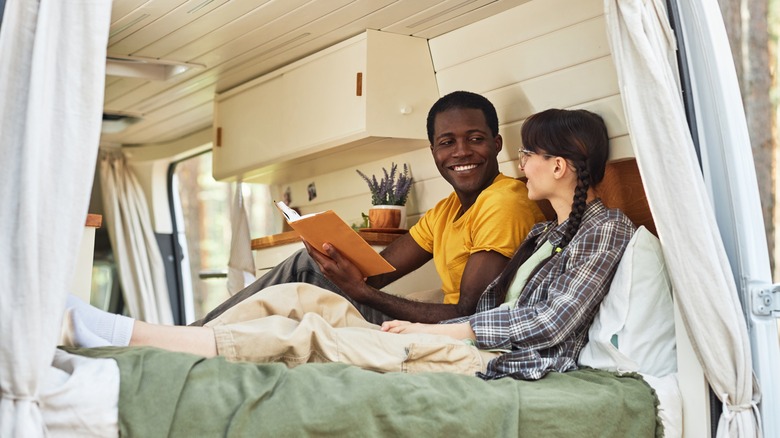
top-left (193, 91), bottom-right (544, 326)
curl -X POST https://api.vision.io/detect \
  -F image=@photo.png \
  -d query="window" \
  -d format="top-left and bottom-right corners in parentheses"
top-left (90, 259), bottom-right (120, 311)
top-left (172, 151), bottom-right (275, 322)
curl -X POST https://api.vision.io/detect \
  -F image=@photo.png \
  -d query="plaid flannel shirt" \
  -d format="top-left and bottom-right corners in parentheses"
top-left (444, 200), bottom-right (635, 380)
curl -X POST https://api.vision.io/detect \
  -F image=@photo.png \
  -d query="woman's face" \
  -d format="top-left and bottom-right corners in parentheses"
top-left (518, 149), bottom-right (556, 201)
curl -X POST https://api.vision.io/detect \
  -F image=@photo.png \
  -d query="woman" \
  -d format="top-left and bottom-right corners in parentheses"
top-left (64, 108), bottom-right (635, 380)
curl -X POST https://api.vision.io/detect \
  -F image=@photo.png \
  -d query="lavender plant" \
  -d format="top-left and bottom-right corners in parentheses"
top-left (356, 162), bottom-right (413, 206)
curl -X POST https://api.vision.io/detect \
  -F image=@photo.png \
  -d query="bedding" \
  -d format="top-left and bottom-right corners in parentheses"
top-left (67, 346), bottom-right (662, 438)
top-left (577, 226), bottom-right (681, 436)
top-left (579, 226), bottom-right (677, 376)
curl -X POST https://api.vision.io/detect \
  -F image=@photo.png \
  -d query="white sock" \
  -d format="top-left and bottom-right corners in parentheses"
top-left (67, 310), bottom-right (111, 348)
top-left (66, 294), bottom-right (135, 347)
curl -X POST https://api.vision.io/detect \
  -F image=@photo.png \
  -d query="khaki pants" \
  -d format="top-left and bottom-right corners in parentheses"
top-left (205, 283), bottom-right (498, 375)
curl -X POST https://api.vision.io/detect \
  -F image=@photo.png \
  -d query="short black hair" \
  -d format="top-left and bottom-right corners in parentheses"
top-left (426, 91), bottom-right (499, 143)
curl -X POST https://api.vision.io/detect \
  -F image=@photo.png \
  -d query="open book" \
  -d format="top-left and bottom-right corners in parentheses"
top-left (275, 201), bottom-right (395, 277)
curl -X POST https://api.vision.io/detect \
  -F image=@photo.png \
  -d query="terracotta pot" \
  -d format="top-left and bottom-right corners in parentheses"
top-left (368, 205), bottom-right (406, 229)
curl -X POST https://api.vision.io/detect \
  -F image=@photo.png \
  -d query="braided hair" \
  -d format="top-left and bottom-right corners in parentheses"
top-left (493, 108), bottom-right (609, 301)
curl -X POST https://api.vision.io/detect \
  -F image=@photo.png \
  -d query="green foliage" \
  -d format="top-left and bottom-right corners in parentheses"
top-left (351, 212), bottom-right (370, 230)
top-left (356, 163), bottom-right (413, 206)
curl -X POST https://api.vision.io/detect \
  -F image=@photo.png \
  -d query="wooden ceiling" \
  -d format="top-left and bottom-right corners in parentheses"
top-left (103, 0), bottom-right (529, 147)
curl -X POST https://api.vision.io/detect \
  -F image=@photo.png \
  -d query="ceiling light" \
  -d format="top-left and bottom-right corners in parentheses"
top-left (106, 55), bottom-right (205, 81)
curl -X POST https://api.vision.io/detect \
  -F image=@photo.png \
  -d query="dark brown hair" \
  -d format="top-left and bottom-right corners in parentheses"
top-left (494, 108), bottom-right (610, 300)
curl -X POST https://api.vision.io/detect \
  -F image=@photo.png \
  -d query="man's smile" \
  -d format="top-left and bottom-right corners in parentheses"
top-left (449, 163), bottom-right (479, 172)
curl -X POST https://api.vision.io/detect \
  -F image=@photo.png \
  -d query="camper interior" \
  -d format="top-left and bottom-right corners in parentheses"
top-left (1, 0), bottom-right (777, 437)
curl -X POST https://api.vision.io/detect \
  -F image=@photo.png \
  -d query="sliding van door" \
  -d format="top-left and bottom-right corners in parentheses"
top-left (670, 0), bottom-right (780, 435)
top-left (170, 151), bottom-right (275, 324)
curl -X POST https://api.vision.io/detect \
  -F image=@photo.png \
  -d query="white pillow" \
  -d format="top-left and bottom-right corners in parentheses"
top-left (578, 226), bottom-right (677, 377)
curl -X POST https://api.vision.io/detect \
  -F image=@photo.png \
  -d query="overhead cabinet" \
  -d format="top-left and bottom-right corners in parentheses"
top-left (213, 30), bottom-right (440, 183)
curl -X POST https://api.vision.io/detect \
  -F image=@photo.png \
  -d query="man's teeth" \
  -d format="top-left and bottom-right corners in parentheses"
top-left (452, 164), bottom-right (478, 172)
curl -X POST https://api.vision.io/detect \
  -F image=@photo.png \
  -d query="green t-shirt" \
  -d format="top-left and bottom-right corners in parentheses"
top-left (503, 240), bottom-right (554, 308)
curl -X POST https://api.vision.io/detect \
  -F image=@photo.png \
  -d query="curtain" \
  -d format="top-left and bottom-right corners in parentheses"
top-left (0, 0), bottom-right (111, 436)
top-left (604, 0), bottom-right (761, 437)
top-left (100, 149), bottom-right (174, 324)
top-left (227, 181), bottom-right (256, 295)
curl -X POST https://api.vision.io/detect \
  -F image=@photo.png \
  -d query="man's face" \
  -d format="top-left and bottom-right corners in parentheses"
top-left (430, 108), bottom-right (502, 206)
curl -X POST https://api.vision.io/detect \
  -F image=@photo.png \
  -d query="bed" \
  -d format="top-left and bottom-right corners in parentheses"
top-left (59, 346), bottom-right (662, 437)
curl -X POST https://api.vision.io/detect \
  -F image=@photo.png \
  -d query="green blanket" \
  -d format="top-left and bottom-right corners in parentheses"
top-left (68, 346), bottom-right (661, 438)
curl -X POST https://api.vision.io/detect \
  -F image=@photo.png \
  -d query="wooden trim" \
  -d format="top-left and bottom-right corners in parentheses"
top-left (519, 158), bottom-right (655, 235)
top-left (252, 229), bottom-right (405, 250)
top-left (85, 214), bottom-right (102, 228)
top-left (357, 230), bottom-right (404, 246)
top-left (597, 159), bottom-right (656, 235)
top-left (252, 231), bottom-right (301, 250)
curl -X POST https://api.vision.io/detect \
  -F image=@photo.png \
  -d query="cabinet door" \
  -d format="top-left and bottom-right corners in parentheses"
top-left (213, 75), bottom-right (285, 180)
top-left (283, 38), bottom-right (367, 155)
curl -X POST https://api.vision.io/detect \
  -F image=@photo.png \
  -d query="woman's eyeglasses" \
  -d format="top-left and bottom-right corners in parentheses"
top-left (518, 149), bottom-right (554, 167)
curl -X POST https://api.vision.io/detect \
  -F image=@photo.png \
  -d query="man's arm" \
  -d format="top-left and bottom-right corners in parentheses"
top-left (365, 234), bottom-right (432, 289)
top-left (307, 241), bottom-right (510, 323)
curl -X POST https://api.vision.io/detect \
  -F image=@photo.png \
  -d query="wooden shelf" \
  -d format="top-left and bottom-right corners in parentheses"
top-left (252, 229), bottom-right (406, 250)
top-left (85, 214), bottom-right (102, 228)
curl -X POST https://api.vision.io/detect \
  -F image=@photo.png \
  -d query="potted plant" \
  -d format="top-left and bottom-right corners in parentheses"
top-left (356, 162), bottom-right (413, 229)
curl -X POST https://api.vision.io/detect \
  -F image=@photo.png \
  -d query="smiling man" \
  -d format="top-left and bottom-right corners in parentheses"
top-left (193, 91), bottom-right (544, 326)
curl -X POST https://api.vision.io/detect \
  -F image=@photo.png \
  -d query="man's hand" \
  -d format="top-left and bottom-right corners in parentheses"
top-left (303, 240), bottom-right (373, 302)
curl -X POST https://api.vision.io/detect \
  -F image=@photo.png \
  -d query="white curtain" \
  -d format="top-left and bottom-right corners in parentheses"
top-left (227, 181), bottom-right (256, 295)
top-left (0, 0), bottom-right (111, 436)
top-left (604, 0), bottom-right (760, 437)
top-left (100, 149), bottom-right (174, 324)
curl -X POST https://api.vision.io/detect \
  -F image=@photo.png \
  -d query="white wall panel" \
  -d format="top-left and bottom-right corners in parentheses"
top-left (435, 16), bottom-right (611, 95)
top-left (273, 146), bottom-right (440, 222)
top-left (251, 0), bottom-right (630, 238)
top-left (429, 0), bottom-right (602, 71)
top-left (485, 56), bottom-right (619, 125)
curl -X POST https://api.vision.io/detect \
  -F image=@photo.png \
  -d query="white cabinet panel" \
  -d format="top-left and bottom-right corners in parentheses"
top-left (213, 30), bottom-right (439, 183)
top-left (284, 40), bottom-right (366, 153)
top-left (213, 75), bottom-right (285, 178)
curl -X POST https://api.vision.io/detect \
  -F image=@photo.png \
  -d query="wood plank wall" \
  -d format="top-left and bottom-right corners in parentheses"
top-left (269, 0), bottom-right (633, 230)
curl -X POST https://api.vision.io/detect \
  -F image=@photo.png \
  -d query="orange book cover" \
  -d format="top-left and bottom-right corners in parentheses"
top-left (276, 202), bottom-right (395, 277)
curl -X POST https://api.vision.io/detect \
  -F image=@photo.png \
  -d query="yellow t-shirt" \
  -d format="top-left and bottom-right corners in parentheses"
top-left (408, 174), bottom-right (545, 304)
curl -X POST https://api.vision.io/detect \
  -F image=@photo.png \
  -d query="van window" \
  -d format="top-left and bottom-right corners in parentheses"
top-left (172, 151), bottom-right (273, 322)
top-left (90, 259), bottom-right (120, 311)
